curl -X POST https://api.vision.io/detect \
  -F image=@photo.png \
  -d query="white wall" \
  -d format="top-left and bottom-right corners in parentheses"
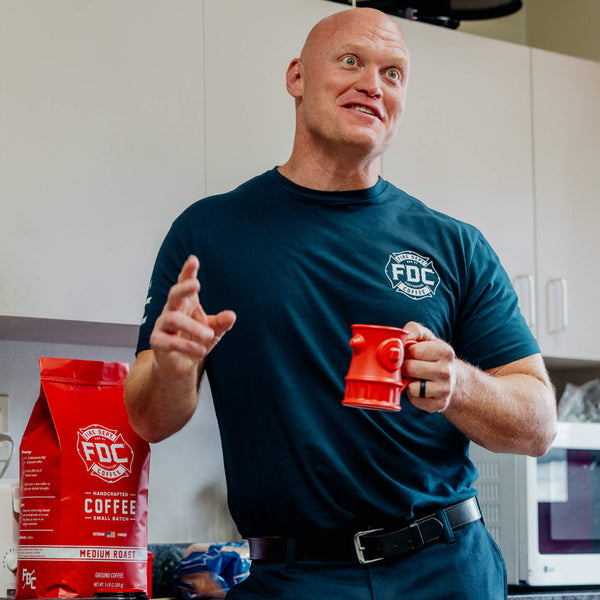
top-left (460, 0), bottom-right (600, 63)
top-left (458, 5), bottom-right (528, 45)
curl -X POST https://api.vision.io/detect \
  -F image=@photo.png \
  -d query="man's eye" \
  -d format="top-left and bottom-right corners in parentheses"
top-left (343, 56), bottom-right (357, 66)
top-left (386, 68), bottom-right (400, 80)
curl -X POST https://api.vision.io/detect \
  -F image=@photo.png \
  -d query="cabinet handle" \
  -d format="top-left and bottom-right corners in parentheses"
top-left (546, 278), bottom-right (569, 334)
top-left (512, 274), bottom-right (536, 330)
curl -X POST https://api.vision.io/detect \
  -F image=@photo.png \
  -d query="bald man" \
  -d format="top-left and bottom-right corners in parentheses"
top-left (125, 9), bottom-right (555, 599)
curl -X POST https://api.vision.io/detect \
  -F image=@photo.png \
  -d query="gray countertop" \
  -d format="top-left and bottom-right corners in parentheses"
top-left (510, 596), bottom-right (600, 600)
top-left (509, 591), bottom-right (600, 599)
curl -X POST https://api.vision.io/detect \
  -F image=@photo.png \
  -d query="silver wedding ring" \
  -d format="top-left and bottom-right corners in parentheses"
top-left (419, 379), bottom-right (427, 398)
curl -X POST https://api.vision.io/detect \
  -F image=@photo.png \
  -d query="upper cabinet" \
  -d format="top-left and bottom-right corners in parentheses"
top-left (384, 25), bottom-right (600, 362)
top-left (0, 0), bottom-right (207, 327)
top-left (532, 50), bottom-right (600, 361)
top-left (382, 21), bottom-right (536, 325)
top-left (1, 0), bottom-right (599, 362)
top-left (202, 0), bottom-right (342, 197)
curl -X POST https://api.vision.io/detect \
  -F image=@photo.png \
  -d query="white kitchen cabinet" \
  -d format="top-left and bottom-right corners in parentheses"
top-left (0, 0), bottom-right (345, 337)
top-left (202, 0), bottom-right (343, 197)
top-left (0, 0), bottom-right (206, 330)
top-left (381, 21), bottom-right (537, 325)
top-left (384, 26), bottom-right (600, 362)
top-left (1, 0), bottom-right (599, 364)
top-left (532, 49), bottom-right (600, 361)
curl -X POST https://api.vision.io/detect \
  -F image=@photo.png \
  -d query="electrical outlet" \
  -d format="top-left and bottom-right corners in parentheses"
top-left (0, 395), bottom-right (11, 463)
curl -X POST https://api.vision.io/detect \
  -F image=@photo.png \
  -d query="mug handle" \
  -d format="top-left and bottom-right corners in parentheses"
top-left (401, 339), bottom-right (418, 388)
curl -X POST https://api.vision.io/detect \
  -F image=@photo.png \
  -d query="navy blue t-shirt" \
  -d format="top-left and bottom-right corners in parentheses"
top-left (137, 168), bottom-right (539, 538)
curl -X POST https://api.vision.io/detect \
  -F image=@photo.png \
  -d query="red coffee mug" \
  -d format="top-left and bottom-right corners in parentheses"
top-left (342, 324), bottom-right (416, 411)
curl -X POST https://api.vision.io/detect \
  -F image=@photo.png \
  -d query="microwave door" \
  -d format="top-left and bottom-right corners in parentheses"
top-left (471, 422), bottom-right (600, 586)
top-left (537, 447), bottom-right (600, 554)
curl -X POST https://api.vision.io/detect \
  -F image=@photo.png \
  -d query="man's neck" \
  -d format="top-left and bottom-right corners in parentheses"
top-left (278, 148), bottom-right (381, 192)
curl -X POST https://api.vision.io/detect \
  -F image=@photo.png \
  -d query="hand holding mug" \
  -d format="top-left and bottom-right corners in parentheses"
top-left (401, 321), bottom-right (456, 414)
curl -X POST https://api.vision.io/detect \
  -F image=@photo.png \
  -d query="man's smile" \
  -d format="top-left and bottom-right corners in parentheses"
top-left (345, 104), bottom-right (382, 120)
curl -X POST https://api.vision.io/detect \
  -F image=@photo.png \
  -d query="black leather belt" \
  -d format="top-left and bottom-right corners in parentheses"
top-left (248, 496), bottom-right (481, 565)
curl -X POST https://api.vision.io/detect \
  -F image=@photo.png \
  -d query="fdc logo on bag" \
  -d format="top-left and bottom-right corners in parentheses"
top-left (77, 425), bottom-right (134, 483)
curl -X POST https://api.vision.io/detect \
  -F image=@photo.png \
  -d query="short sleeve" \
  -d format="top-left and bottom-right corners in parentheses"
top-left (452, 234), bottom-right (539, 370)
top-left (135, 217), bottom-right (192, 355)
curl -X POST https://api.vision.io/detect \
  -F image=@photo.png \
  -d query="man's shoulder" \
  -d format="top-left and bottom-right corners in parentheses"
top-left (383, 180), bottom-right (483, 239)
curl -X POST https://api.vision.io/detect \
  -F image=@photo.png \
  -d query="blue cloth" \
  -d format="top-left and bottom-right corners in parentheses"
top-left (226, 521), bottom-right (507, 599)
top-left (137, 168), bottom-right (539, 540)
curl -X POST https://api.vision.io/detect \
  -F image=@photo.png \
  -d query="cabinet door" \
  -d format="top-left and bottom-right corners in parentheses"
top-left (532, 49), bottom-right (600, 361)
top-left (0, 0), bottom-right (205, 327)
top-left (382, 21), bottom-right (536, 328)
top-left (203, 0), bottom-right (343, 197)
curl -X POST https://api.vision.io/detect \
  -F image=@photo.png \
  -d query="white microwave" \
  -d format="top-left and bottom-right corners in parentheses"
top-left (470, 422), bottom-right (600, 587)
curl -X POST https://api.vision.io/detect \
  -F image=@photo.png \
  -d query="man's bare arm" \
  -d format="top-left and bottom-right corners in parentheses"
top-left (124, 256), bottom-right (236, 443)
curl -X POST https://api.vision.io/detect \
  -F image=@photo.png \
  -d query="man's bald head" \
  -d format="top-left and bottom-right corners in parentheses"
top-left (300, 8), bottom-right (409, 65)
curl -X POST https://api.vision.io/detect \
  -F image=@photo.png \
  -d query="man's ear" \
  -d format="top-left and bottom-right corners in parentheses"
top-left (285, 58), bottom-right (303, 98)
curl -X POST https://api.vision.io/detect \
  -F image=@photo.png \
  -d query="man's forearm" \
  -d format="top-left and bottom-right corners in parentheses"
top-left (444, 355), bottom-right (557, 457)
top-left (124, 351), bottom-right (202, 443)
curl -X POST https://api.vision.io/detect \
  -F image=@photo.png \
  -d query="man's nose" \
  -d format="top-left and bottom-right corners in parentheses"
top-left (356, 67), bottom-right (382, 97)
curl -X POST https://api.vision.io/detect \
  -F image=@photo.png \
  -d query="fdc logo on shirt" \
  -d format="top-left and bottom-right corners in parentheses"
top-left (385, 251), bottom-right (440, 300)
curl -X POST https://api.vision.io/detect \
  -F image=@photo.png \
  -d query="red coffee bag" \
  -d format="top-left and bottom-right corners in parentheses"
top-left (17, 358), bottom-right (150, 599)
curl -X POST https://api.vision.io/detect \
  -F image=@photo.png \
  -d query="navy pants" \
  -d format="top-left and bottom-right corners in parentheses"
top-left (227, 521), bottom-right (507, 600)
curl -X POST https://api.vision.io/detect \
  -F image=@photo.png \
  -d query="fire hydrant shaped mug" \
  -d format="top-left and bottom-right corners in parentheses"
top-left (342, 324), bottom-right (416, 411)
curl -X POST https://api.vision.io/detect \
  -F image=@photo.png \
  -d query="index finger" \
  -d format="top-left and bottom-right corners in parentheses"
top-left (403, 321), bottom-right (436, 342)
top-left (177, 255), bottom-right (200, 284)
top-left (177, 255), bottom-right (209, 324)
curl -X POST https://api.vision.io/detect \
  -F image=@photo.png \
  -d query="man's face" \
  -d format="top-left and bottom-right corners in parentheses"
top-left (292, 10), bottom-right (410, 159)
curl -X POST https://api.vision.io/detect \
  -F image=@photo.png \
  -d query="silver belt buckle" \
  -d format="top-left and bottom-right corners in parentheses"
top-left (353, 528), bottom-right (385, 565)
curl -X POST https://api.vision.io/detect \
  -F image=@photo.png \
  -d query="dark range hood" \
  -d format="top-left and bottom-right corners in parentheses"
top-left (325, 0), bottom-right (523, 28)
